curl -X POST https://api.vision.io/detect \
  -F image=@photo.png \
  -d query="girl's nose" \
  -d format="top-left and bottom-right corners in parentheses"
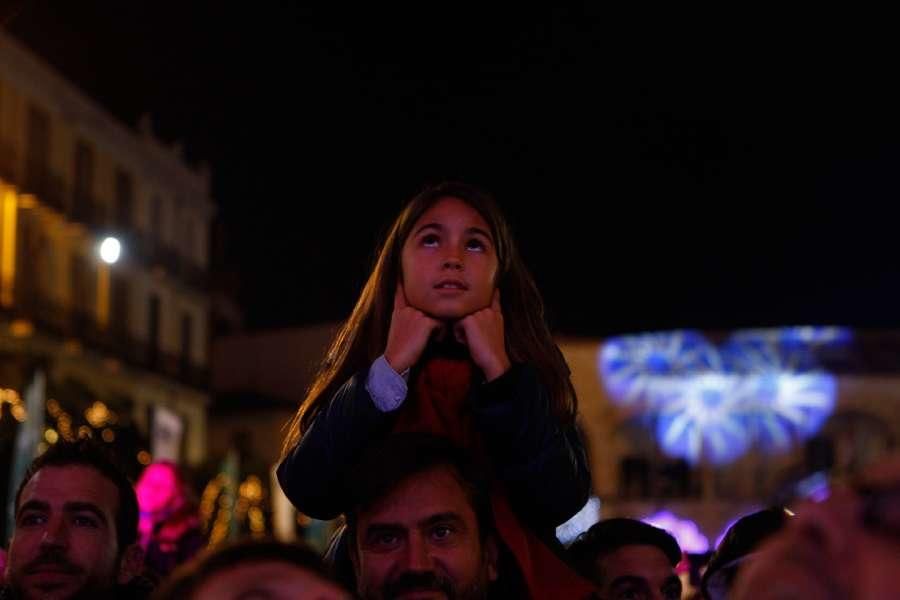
top-left (442, 256), bottom-right (462, 270)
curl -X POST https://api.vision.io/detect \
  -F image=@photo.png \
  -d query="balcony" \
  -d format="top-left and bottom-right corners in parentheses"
top-left (0, 144), bottom-right (208, 291)
top-left (4, 286), bottom-right (209, 390)
top-left (24, 160), bottom-right (67, 213)
top-left (70, 191), bottom-right (102, 226)
top-left (0, 141), bottom-right (17, 183)
top-left (128, 232), bottom-right (209, 290)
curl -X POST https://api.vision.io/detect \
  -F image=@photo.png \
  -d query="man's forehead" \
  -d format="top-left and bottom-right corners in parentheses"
top-left (600, 544), bottom-right (675, 576)
top-left (360, 466), bottom-right (476, 525)
top-left (21, 464), bottom-right (119, 511)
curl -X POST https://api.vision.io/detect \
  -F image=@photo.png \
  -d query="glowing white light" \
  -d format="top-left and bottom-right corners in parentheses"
top-left (556, 497), bottom-right (601, 546)
top-left (656, 373), bottom-right (752, 465)
top-left (99, 237), bottom-right (121, 264)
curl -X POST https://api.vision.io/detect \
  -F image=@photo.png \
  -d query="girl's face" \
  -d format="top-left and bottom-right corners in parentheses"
top-left (400, 197), bottom-right (499, 320)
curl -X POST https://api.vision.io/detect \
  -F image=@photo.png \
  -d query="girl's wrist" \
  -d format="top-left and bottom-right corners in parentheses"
top-left (484, 356), bottom-right (511, 382)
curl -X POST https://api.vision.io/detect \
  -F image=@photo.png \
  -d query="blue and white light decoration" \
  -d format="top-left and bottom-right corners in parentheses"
top-left (598, 327), bottom-right (849, 465)
top-left (599, 331), bottom-right (721, 409)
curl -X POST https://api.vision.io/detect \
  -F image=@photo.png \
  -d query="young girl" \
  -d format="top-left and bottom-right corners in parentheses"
top-left (278, 182), bottom-right (594, 597)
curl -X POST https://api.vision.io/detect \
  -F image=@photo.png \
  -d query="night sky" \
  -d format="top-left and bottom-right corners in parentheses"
top-left (6, 3), bottom-right (900, 336)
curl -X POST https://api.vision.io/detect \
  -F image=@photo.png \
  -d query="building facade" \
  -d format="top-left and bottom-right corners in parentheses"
top-left (561, 328), bottom-right (900, 549)
top-left (0, 29), bottom-right (214, 480)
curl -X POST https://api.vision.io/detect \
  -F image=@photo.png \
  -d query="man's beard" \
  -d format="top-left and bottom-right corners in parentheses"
top-left (364, 562), bottom-right (493, 600)
top-left (9, 547), bottom-right (119, 600)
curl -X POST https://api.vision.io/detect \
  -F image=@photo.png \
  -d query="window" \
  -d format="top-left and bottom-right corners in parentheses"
top-left (185, 219), bottom-right (196, 262)
top-left (147, 294), bottom-right (160, 367)
top-left (114, 168), bottom-right (134, 229)
top-left (180, 312), bottom-right (193, 368)
top-left (69, 254), bottom-right (90, 313)
top-left (25, 104), bottom-right (50, 190)
top-left (150, 195), bottom-right (163, 241)
top-left (111, 273), bottom-right (130, 338)
top-left (73, 140), bottom-right (94, 221)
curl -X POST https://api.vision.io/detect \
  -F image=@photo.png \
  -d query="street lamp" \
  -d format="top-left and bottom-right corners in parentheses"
top-left (99, 237), bottom-right (121, 264)
top-left (96, 236), bottom-right (123, 329)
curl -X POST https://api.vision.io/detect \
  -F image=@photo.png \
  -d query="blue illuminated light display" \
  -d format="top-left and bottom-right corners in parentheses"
top-left (599, 331), bottom-right (719, 408)
top-left (598, 327), bottom-right (849, 464)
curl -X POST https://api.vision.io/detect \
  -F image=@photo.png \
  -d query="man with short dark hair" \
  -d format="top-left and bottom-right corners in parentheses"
top-left (567, 518), bottom-right (682, 600)
top-left (1, 440), bottom-right (148, 600)
top-left (701, 507), bottom-right (790, 600)
top-left (343, 433), bottom-right (526, 600)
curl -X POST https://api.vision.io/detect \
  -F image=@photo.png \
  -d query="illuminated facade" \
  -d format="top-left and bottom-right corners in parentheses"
top-left (562, 328), bottom-right (900, 546)
top-left (0, 30), bottom-right (213, 479)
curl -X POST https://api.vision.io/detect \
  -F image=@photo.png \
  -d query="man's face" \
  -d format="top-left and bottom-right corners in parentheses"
top-left (4, 465), bottom-right (124, 600)
top-left (595, 545), bottom-right (681, 600)
top-left (192, 560), bottom-right (351, 600)
top-left (733, 455), bottom-right (900, 600)
top-left (352, 465), bottom-right (498, 600)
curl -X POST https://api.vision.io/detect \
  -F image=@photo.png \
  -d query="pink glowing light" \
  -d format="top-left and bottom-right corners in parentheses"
top-left (642, 510), bottom-right (710, 554)
top-left (136, 462), bottom-right (179, 513)
top-left (135, 461), bottom-right (188, 549)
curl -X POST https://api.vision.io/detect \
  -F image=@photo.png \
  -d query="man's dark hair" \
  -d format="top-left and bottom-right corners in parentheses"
top-left (567, 518), bottom-right (682, 583)
top-left (14, 439), bottom-right (139, 550)
top-left (152, 539), bottom-right (339, 599)
top-left (701, 507), bottom-right (790, 599)
top-left (343, 433), bottom-right (494, 545)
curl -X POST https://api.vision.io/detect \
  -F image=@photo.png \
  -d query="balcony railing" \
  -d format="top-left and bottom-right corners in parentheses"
top-left (24, 160), bottom-right (67, 213)
top-left (0, 145), bottom-right (208, 291)
top-left (5, 287), bottom-right (209, 390)
top-left (128, 232), bottom-right (209, 290)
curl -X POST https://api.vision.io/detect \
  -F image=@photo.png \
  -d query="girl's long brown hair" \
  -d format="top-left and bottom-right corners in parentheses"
top-left (282, 182), bottom-right (577, 455)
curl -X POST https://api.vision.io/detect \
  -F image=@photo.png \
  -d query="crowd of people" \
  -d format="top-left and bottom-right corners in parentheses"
top-left (2, 182), bottom-right (898, 598)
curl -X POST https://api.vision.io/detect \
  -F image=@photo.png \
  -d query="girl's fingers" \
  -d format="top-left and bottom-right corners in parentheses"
top-left (394, 282), bottom-right (408, 311)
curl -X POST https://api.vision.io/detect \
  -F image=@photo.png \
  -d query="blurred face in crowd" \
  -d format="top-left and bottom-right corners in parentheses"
top-left (190, 560), bottom-right (351, 600)
top-left (135, 462), bottom-right (179, 514)
top-left (351, 465), bottom-right (498, 600)
top-left (593, 545), bottom-right (681, 600)
top-left (4, 465), bottom-right (138, 600)
top-left (733, 454), bottom-right (900, 600)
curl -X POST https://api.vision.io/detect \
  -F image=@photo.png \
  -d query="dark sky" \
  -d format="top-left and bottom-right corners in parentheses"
top-left (6, 3), bottom-right (900, 335)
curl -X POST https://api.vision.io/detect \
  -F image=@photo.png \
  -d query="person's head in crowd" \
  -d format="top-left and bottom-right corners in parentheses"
top-left (135, 461), bottom-right (196, 547)
top-left (701, 507), bottom-right (790, 600)
top-left (344, 433), bottom-right (501, 600)
top-left (733, 453), bottom-right (900, 600)
top-left (567, 517), bottom-right (682, 600)
top-left (3, 439), bottom-right (144, 600)
top-left (152, 538), bottom-right (350, 600)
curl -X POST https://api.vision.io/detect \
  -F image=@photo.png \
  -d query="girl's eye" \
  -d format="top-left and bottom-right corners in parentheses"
top-left (421, 234), bottom-right (440, 247)
top-left (466, 238), bottom-right (486, 251)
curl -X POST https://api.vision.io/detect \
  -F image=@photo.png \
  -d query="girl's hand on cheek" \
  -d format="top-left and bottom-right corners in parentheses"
top-left (454, 290), bottom-right (510, 381)
top-left (385, 282), bottom-right (443, 373)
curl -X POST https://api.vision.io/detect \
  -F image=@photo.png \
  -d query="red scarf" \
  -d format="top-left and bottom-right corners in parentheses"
top-left (393, 355), bottom-right (598, 600)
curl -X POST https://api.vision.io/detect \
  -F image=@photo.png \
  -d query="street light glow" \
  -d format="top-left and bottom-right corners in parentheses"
top-left (99, 237), bottom-right (121, 264)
